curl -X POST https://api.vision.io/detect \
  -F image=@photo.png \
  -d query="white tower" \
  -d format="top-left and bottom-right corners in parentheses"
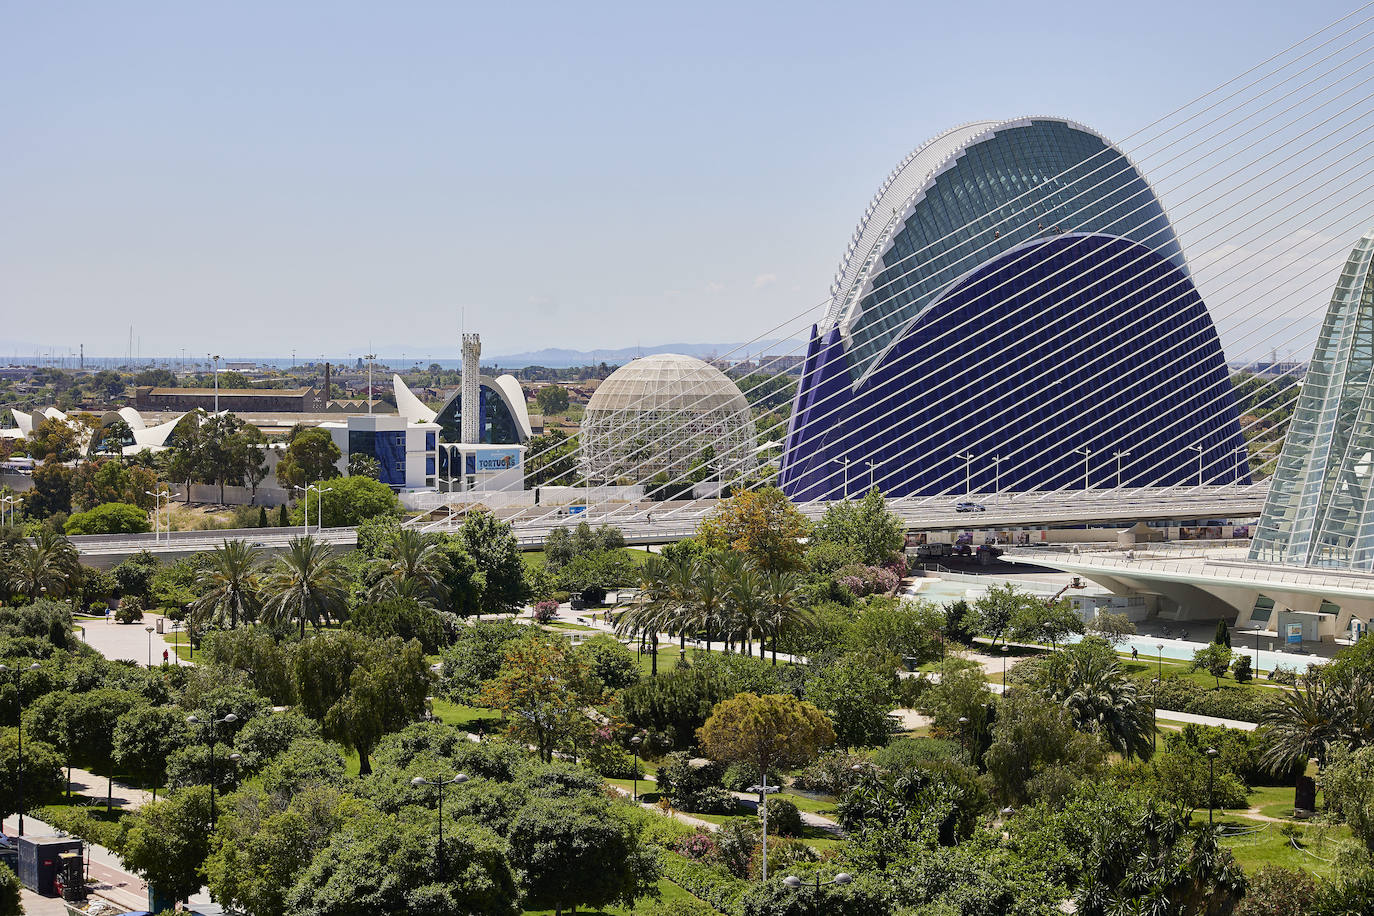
top-left (461, 333), bottom-right (481, 445)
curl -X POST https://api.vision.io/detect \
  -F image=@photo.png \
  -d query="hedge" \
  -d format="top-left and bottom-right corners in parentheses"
top-left (656, 849), bottom-right (747, 916)
top-left (1147, 675), bottom-right (1285, 723)
top-left (35, 803), bottom-right (125, 850)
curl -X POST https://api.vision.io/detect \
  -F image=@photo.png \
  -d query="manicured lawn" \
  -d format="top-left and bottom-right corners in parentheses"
top-left (522, 876), bottom-right (706, 915)
top-left (1209, 816), bottom-right (1349, 878)
top-left (776, 791), bottom-right (838, 819)
top-left (431, 698), bottom-right (504, 731)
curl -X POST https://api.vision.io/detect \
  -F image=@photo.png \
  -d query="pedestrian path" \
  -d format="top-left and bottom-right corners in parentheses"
top-left (76, 614), bottom-right (180, 668)
top-left (63, 766), bottom-right (155, 810)
top-left (2, 814), bottom-right (147, 912)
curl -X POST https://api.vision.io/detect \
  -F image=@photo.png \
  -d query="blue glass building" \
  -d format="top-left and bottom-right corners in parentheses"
top-left (780, 117), bottom-right (1249, 499)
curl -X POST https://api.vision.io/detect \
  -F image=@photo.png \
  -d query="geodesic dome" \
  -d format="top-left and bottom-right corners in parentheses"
top-left (580, 354), bottom-right (757, 484)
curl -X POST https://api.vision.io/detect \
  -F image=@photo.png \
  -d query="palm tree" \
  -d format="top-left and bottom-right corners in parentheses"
top-left (7, 529), bottom-right (79, 600)
top-left (1045, 650), bottom-right (1152, 758)
top-left (663, 552), bottom-right (698, 657)
top-left (367, 528), bottom-right (449, 608)
top-left (615, 554), bottom-right (673, 675)
top-left (688, 556), bottom-right (725, 655)
top-left (761, 569), bottom-right (808, 664)
top-left (721, 555), bottom-right (765, 656)
top-left (1259, 680), bottom-right (1343, 775)
top-left (190, 539), bottom-right (262, 630)
top-left (260, 536), bottom-right (350, 639)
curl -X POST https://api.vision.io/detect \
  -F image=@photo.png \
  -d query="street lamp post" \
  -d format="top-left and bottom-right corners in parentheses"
top-left (1157, 643), bottom-right (1164, 683)
top-left (954, 452), bottom-right (974, 496)
top-left (211, 354), bottom-right (221, 414)
top-left (1075, 447), bottom-right (1092, 490)
top-left (783, 872), bottom-right (853, 900)
top-left (630, 735), bottom-right (643, 801)
top-left (1001, 644), bottom-right (1010, 693)
top-left (992, 455), bottom-right (1002, 494)
top-left (293, 482), bottom-right (334, 534)
top-left (1206, 746), bottom-right (1219, 825)
top-left (411, 774), bottom-right (470, 879)
top-left (1113, 450), bottom-right (1131, 488)
top-left (145, 489), bottom-right (170, 545)
top-left (867, 459), bottom-right (876, 493)
top-left (956, 715), bottom-right (970, 758)
top-left (0, 495), bottom-right (21, 527)
top-left (145, 625), bottom-right (155, 667)
top-left (1, 663), bottom-right (42, 835)
top-left (1150, 678), bottom-right (1159, 753)
top-left (186, 712), bottom-right (238, 825)
top-left (1188, 443), bottom-right (1205, 486)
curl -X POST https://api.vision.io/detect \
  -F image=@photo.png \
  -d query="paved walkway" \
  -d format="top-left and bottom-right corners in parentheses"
top-left (77, 613), bottom-right (180, 668)
top-left (64, 766), bottom-right (155, 810)
top-left (3, 814), bottom-right (148, 912)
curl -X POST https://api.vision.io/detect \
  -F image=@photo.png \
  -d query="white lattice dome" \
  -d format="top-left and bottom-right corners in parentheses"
top-left (581, 354), bottom-right (757, 483)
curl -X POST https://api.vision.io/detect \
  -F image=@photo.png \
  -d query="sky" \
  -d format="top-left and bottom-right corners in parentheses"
top-left (2, 0), bottom-right (1370, 363)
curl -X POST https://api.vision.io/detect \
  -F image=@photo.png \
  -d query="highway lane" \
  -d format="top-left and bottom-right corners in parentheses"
top-left (68, 485), bottom-right (1269, 559)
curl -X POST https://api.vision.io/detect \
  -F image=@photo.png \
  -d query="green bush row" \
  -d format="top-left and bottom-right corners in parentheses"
top-left (34, 804), bottom-right (126, 851)
top-left (656, 849), bottom-right (745, 916)
top-left (1148, 675), bottom-right (1284, 723)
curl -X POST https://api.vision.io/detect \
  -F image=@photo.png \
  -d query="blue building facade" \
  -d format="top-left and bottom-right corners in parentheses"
top-left (781, 117), bottom-right (1249, 499)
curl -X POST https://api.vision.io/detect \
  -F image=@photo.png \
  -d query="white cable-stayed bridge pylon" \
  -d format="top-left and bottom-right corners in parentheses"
top-left (486, 16), bottom-right (1374, 530)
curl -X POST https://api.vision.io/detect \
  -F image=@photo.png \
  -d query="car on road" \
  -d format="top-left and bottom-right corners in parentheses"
top-left (953, 501), bottom-right (986, 513)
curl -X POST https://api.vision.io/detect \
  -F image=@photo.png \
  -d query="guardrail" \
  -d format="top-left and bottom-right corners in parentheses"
top-left (1004, 547), bottom-right (1374, 594)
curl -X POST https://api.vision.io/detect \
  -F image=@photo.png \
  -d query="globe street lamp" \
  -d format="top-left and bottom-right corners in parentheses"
top-left (186, 712), bottom-right (239, 824)
top-left (1156, 643), bottom-right (1164, 683)
top-left (411, 774), bottom-right (470, 879)
top-left (1150, 678), bottom-right (1159, 753)
top-left (1206, 746), bottom-right (1220, 826)
top-left (783, 872), bottom-right (853, 900)
top-left (1001, 644), bottom-right (1010, 693)
top-left (1, 663), bottom-right (42, 835)
top-left (145, 625), bottom-right (155, 668)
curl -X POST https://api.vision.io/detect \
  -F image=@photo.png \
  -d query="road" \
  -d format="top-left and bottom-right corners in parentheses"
top-left (67, 484), bottom-right (1269, 564)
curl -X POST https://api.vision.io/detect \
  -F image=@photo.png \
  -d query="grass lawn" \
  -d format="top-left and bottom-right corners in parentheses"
top-left (522, 876), bottom-right (706, 915)
top-left (1209, 815), bottom-right (1350, 878)
top-left (431, 698), bottom-right (504, 731)
top-left (776, 791), bottom-right (839, 819)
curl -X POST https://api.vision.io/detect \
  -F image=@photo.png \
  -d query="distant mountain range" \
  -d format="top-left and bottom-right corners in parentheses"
top-left (483, 340), bottom-right (805, 369)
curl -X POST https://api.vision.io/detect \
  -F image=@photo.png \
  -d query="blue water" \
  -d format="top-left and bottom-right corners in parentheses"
top-left (1089, 633), bottom-right (1327, 674)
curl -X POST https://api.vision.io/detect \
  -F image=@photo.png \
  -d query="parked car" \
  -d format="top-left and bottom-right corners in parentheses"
top-left (953, 501), bottom-right (986, 513)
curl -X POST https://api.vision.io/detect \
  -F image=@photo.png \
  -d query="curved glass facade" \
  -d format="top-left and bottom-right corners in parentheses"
top-left (782, 234), bottom-right (1249, 499)
top-left (835, 119), bottom-right (1184, 383)
top-left (1251, 229), bottom-right (1374, 569)
top-left (434, 383), bottom-right (521, 445)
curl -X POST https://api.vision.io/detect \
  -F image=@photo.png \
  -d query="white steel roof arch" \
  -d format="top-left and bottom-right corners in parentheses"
top-left (823, 116), bottom-right (1176, 341)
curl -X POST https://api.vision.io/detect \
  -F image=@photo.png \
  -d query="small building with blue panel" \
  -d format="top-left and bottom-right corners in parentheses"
top-left (780, 116), bottom-right (1250, 499)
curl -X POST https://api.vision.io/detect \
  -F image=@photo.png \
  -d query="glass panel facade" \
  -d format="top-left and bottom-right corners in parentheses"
top-left (840, 120), bottom-right (1184, 384)
top-left (1250, 229), bottom-right (1374, 569)
top-left (348, 430), bottom-right (408, 488)
top-left (434, 384), bottom-right (521, 444)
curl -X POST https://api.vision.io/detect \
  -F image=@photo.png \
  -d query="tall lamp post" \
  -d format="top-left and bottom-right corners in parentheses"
top-left (954, 452), bottom-right (974, 496)
top-left (145, 489), bottom-right (170, 545)
top-left (186, 712), bottom-right (238, 824)
top-left (630, 734), bottom-right (644, 801)
top-left (1, 663), bottom-right (42, 835)
top-left (145, 625), bottom-right (155, 667)
top-left (831, 457), bottom-right (850, 499)
top-left (1075, 446), bottom-right (1092, 490)
top-left (211, 354), bottom-right (221, 414)
top-left (1156, 643), bottom-right (1164, 683)
top-left (0, 494), bottom-right (20, 526)
top-left (411, 774), bottom-right (469, 879)
top-left (1001, 644), bottom-right (1010, 693)
top-left (1206, 746), bottom-right (1220, 825)
top-left (293, 482), bottom-right (335, 534)
top-left (1150, 678), bottom-right (1159, 753)
top-left (1188, 443), bottom-right (1205, 487)
top-left (783, 872), bottom-right (853, 899)
top-left (1113, 450), bottom-right (1131, 488)
top-left (992, 454), bottom-right (1002, 494)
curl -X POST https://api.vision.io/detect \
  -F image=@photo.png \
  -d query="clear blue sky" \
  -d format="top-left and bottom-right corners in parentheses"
top-left (0, 0), bottom-right (1362, 361)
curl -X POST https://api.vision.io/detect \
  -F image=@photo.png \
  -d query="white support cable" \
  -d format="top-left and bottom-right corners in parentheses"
top-left (503, 17), bottom-right (1374, 502)
top-left (585, 94), bottom-right (1374, 521)
top-left (500, 19), bottom-right (1374, 521)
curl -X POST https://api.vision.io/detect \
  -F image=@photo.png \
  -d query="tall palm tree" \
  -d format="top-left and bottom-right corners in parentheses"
top-left (7, 528), bottom-right (79, 600)
top-left (663, 552), bottom-right (698, 657)
top-left (721, 554), bottom-right (765, 655)
top-left (1045, 651), bottom-right (1152, 759)
top-left (367, 528), bottom-right (449, 608)
top-left (761, 569), bottom-right (807, 664)
top-left (615, 554), bottom-right (673, 675)
top-left (688, 556), bottom-right (725, 655)
top-left (190, 539), bottom-right (262, 630)
top-left (1259, 680), bottom-right (1343, 775)
top-left (260, 536), bottom-right (350, 639)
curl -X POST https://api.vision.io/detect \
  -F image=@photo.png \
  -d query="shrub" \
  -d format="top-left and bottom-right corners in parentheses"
top-left (747, 836), bottom-right (818, 879)
top-left (687, 787), bottom-right (741, 815)
top-left (1148, 675), bottom-right (1283, 723)
top-left (1270, 664), bottom-right (1299, 685)
top-left (791, 751), bottom-right (866, 795)
top-left (1233, 654), bottom-right (1253, 683)
top-left (533, 600), bottom-right (559, 623)
top-left (0, 864), bottom-right (17, 916)
top-left (115, 595), bottom-right (145, 623)
top-left (64, 501), bottom-right (151, 535)
top-left (656, 849), bottom-right (747, 915)
top-left (674, 831), bottom-right (719, 861)
top-left (870, 736), bottom-right (959, 770)
top-left (34, 802), bottom-right (124, 850)
top-left (763, 796), bottom-right (802, 836)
